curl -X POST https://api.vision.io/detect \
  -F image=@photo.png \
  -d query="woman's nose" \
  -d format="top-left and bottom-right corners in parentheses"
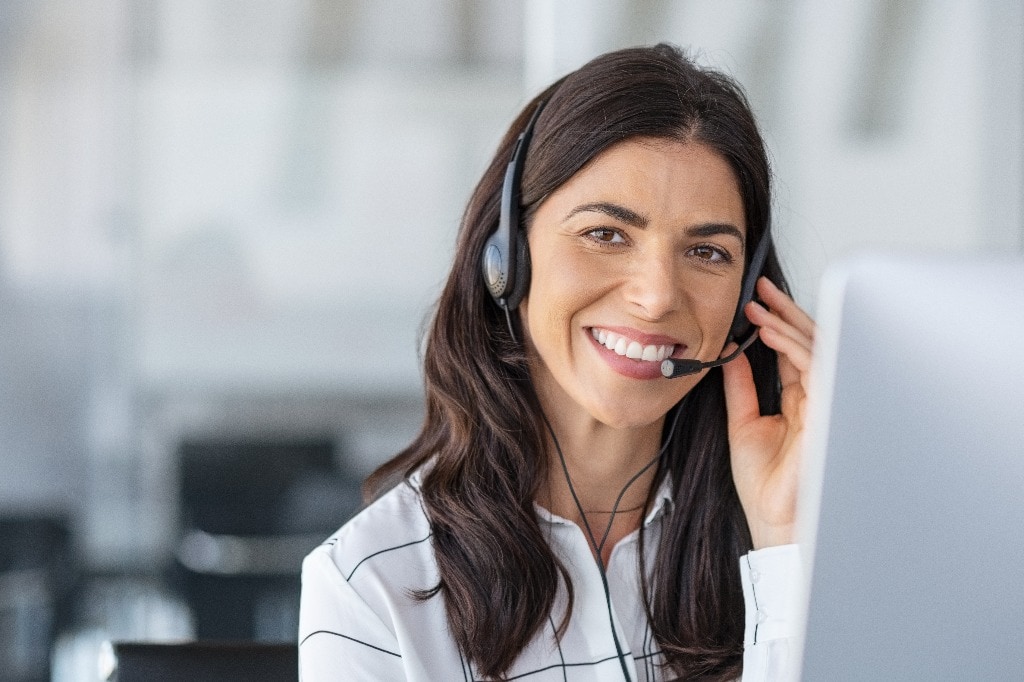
top-left (623, 248), bottom-right (681, 320)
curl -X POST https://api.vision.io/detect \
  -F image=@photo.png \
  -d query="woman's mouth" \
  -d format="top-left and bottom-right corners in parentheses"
top-left (589, 327), bottom-right (677, 362)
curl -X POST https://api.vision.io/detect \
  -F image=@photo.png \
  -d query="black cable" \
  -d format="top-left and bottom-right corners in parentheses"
top-left (596, 406), bottom-right (683, 555)
top-left (502, 301), bottom-right (518, 344)
top-left (540, 404), bottom-right (683, 682)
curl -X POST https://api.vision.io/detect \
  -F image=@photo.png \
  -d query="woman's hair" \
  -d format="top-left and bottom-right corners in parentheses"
top-left (366, 43), bottom-right (788, 680)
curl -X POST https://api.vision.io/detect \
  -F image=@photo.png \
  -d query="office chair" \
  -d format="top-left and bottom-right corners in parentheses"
top-left (175, 437), bottom-right (359, 640)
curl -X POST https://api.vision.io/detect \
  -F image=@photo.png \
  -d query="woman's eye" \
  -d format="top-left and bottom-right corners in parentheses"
top-left (688, 244), bottom-right (732, 263)
top-left (585, 228), bottom-right (625, 244)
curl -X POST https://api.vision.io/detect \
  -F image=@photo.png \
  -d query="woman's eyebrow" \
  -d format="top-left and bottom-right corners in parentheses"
top-left (564, 203), bottom-right (746, 250)
top-left (687, 222), bottom-right (746, 250)
top-left (564, 201), bottom-right (648, 227)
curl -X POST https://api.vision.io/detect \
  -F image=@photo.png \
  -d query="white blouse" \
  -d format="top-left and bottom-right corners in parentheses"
top-left (299, 475), bottom-right (801, 681)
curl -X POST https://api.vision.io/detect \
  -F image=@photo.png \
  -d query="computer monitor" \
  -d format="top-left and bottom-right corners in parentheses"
top-left (795, 254), bottom-right (1024, 681)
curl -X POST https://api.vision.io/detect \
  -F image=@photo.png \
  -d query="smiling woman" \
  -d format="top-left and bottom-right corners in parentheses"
top-left (299, 44), bottom-right (814, 681)
top-left (522, 139), bottom-right (747, 422)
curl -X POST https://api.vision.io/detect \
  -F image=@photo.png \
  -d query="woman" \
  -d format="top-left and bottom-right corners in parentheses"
top-left (300, 44), bottom-right (813, 681)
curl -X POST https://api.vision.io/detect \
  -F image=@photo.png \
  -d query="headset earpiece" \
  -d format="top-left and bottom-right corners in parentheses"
top-left (507, 226), bottom-right (531, 310)
top-left (729, 226), bottom-right (772, 339)
top-left (482, 102), bottom-right (545, 311)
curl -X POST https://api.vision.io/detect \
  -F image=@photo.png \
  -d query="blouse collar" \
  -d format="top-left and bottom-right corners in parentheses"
top-left (533, 474), bottom-right (674, 528)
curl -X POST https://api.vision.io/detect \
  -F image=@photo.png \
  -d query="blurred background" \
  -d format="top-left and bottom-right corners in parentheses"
top-left (0, 1), bottom-right (1021, 679)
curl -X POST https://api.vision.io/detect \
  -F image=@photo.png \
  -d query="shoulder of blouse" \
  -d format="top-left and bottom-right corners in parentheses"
top-left (312, 477), bottom-right (433, 584)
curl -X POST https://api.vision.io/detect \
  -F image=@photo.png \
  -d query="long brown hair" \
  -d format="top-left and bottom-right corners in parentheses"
top-left (366, 44), bottom-right (787, 680)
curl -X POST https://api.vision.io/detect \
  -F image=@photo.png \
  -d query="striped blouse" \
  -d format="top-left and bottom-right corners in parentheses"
top-left (299, 474), bottom-right (800, 681)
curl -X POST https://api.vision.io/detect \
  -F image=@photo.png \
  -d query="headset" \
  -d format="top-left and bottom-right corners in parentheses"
top-left (481, 102), bottom-right (546, 318)
top-left (480, 100), bottom-right (772, 371)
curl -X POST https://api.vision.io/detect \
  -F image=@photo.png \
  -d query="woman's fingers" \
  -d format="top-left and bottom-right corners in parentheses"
top-left (757, 321), bottom-right (812, 373)
top-left (777, 353), bottom-right (808, 420)
top-left (720, 342), bottom-right (762, 433)
top-left (757, 277), bottom-right (815, 340)
top-left (773, 343), bottom-right (804, 392)
top-left (745, 281), bottom-right (816, 399)
top-left (747, 302), bottom-right (813, 375)
top-left (747, 301), bottom-right (813, 357)
top-left (725, 278), bottom-right (817, 426)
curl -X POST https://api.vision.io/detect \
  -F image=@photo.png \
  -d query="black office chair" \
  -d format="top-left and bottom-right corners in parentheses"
top-left (103, 641), bottom-right (297, 682)
top-left (175, 437), bottom-right (360, 640)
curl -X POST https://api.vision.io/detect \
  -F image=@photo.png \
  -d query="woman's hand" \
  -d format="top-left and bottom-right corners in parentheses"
top-left (721, 277), bottom-right (816, 550)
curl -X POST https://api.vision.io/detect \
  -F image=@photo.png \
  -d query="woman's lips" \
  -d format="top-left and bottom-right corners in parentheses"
top-left (590, 327), bottom-right (676, 361)
top-left (586, 326), bottom-right (687, 380)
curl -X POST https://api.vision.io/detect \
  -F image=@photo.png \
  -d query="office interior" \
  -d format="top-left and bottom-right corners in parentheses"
top-left (0, 1), bottom-right (1021, 680)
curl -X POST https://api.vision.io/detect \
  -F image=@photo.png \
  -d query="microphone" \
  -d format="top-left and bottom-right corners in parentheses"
top-left (661, 328), bottom-right (760, 378)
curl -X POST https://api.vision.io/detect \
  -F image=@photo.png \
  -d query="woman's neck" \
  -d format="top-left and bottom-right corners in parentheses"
top-left (536, 408), bottom-right (665, 565)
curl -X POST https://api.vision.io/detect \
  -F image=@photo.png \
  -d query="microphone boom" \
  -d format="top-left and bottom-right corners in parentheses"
top-left (660, 329), bottom-right (760, 378)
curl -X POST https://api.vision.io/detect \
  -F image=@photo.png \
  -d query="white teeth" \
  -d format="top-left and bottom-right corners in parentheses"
top-left (590, 328), bottom-right (675, 362)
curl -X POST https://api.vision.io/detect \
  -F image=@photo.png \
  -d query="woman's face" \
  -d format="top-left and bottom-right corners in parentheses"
top-left (519, 137), bottom-right (747, 430)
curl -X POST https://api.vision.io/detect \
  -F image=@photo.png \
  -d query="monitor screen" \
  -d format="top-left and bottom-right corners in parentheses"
top-left (796, 254), bottom-right (1024, 681)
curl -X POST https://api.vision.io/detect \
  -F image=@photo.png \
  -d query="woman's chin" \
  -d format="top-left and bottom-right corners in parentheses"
top-left (583, 397), bottom-right (679, 432)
